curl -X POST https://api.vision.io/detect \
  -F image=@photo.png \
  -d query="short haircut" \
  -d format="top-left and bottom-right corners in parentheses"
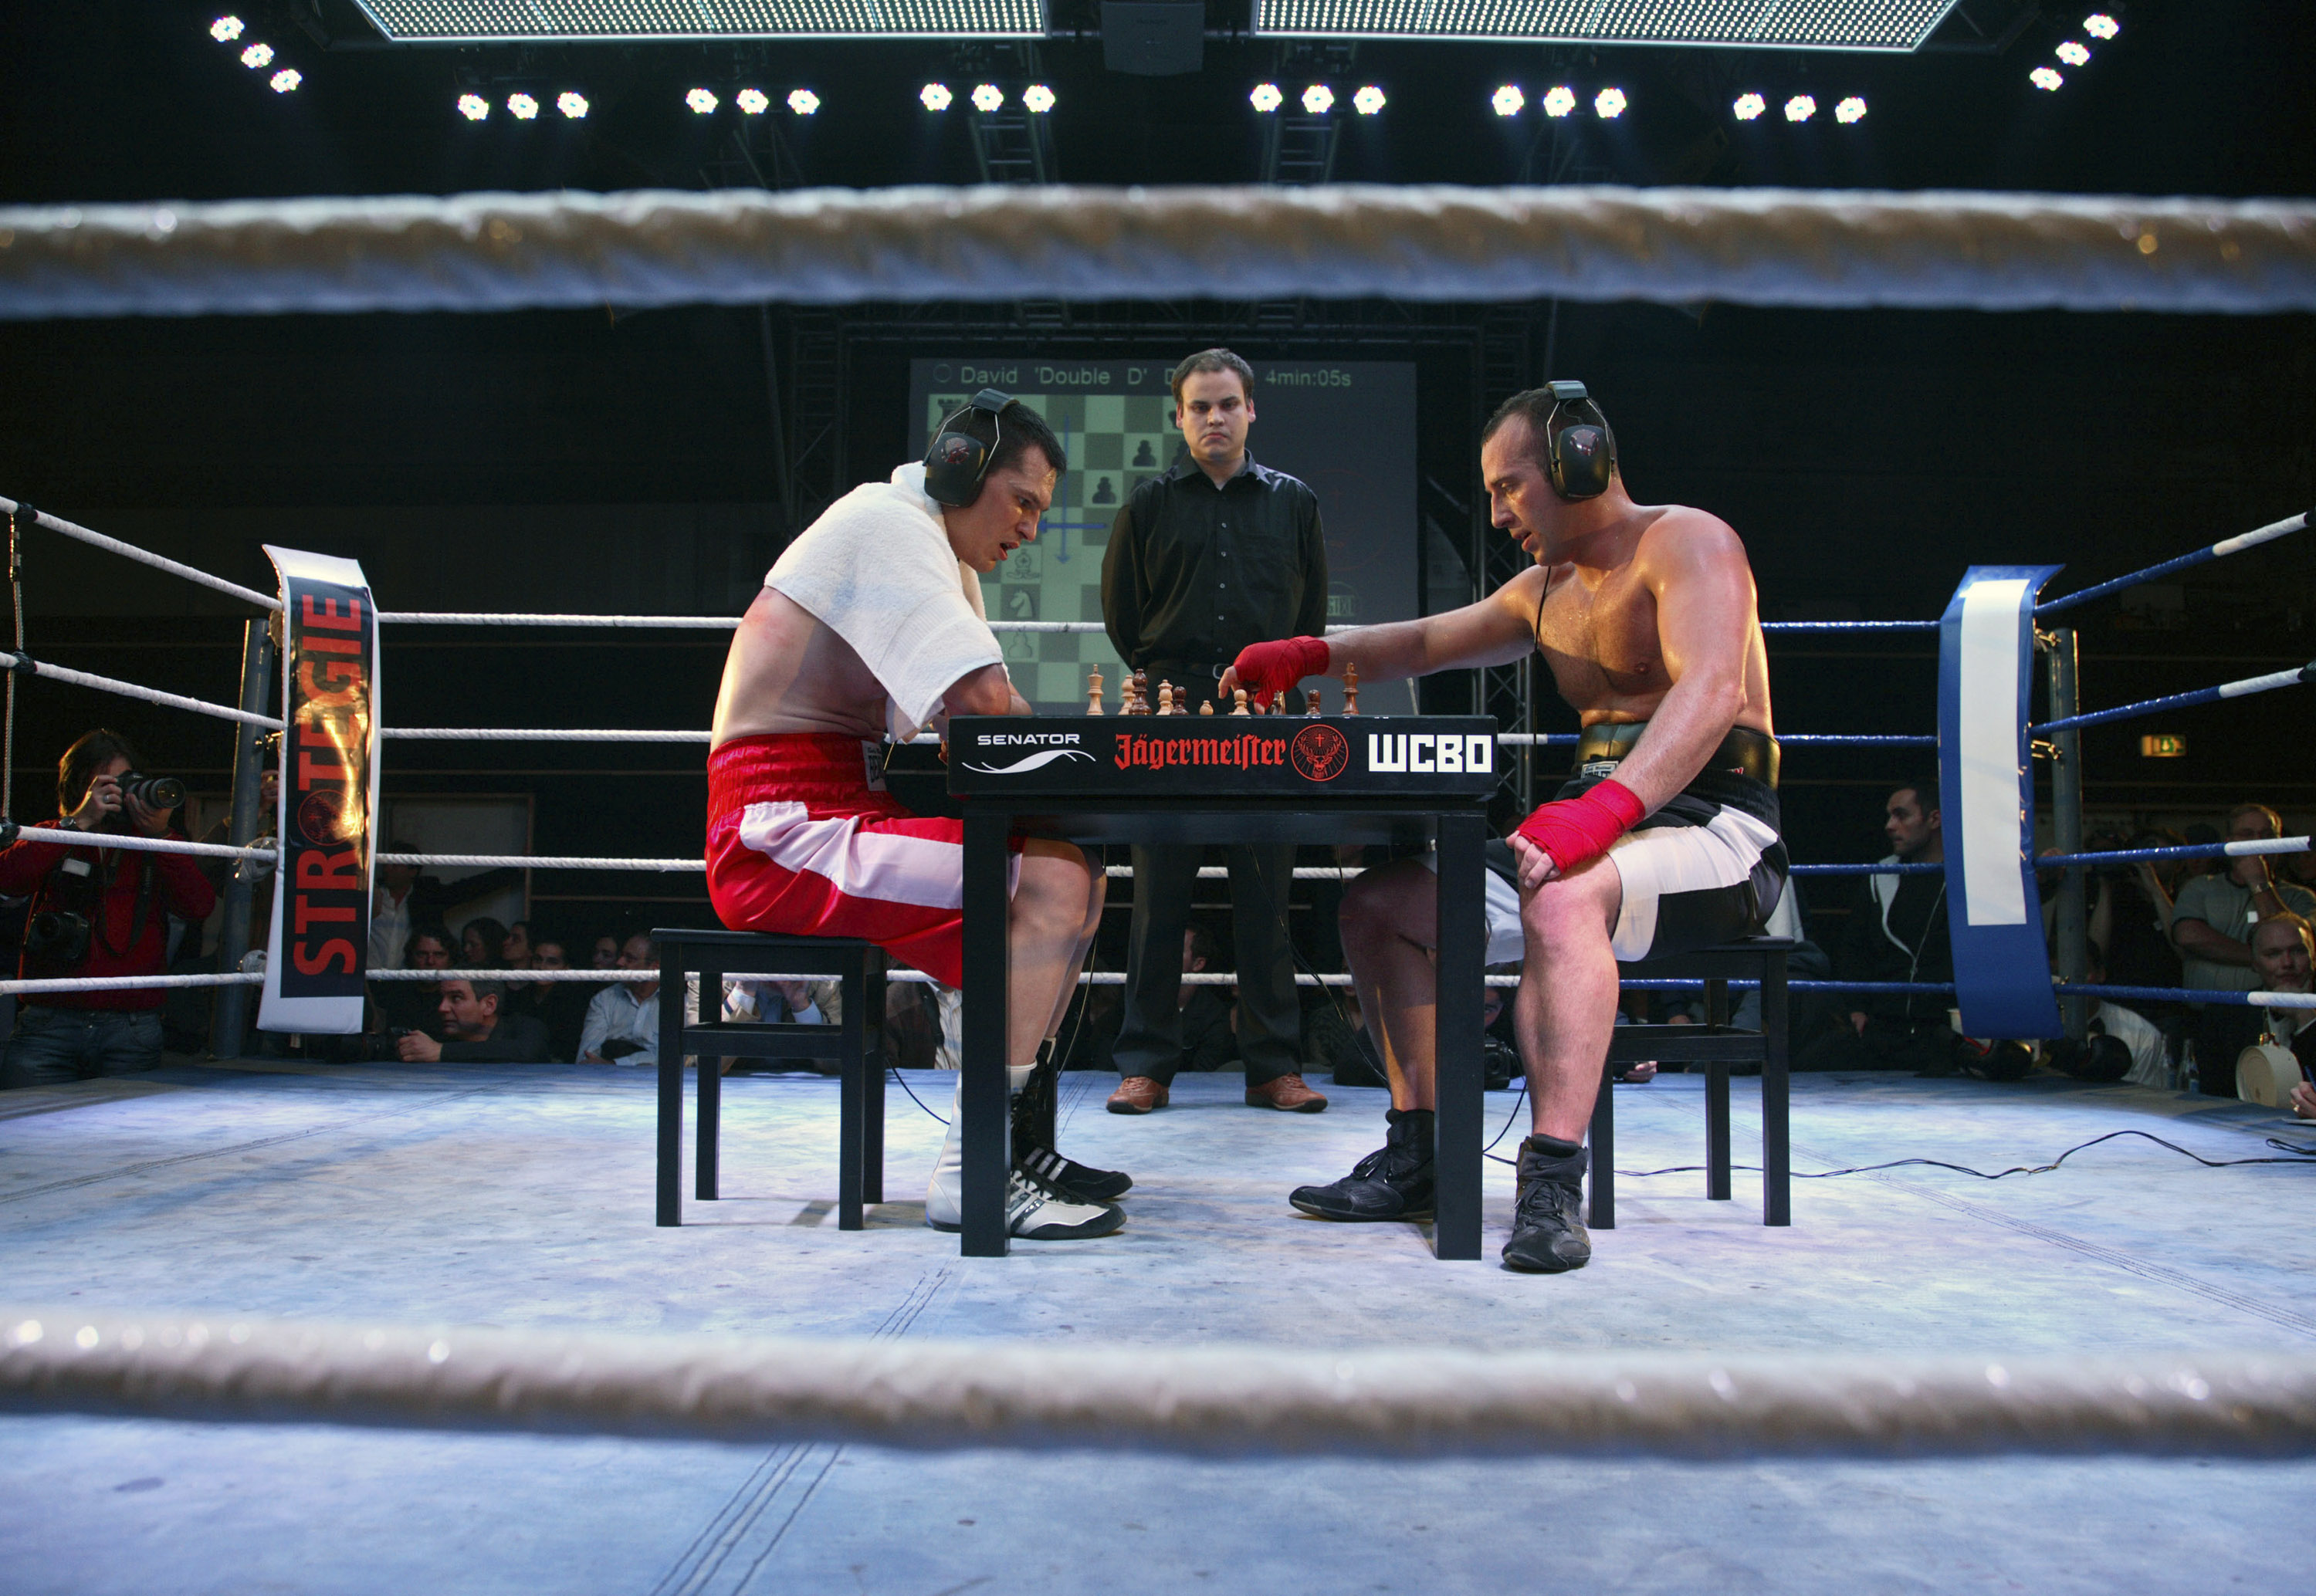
top-left (1185, 923), bottom-right (1217, 966)
top-left (58, 729), bottom-right (142, 815)
top-left (1170, 348), bottom-right (1255, 407)
top-left (1482, 386), bottom-right (1618, 474)
top-left (2227, 802), bottom-right (2283, 836)
top-left (2254, 913), bottom-right (2311, 952)
top-left (980, 397), bottom-right (1068, 485)
top-left (405, 925), bottom-right (454, 966)
top-left (1891, 778), bottom-right (1941, 813)
top-left (448, 978), bottom-right (505, 1006)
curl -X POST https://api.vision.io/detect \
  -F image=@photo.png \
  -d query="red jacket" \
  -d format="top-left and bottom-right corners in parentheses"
top-left (0, 828), bottom-right (218, 1011)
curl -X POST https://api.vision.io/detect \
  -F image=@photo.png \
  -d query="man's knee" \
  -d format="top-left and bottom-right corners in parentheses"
top-left (1519, 863), bottom-right (1619, 948)
top-left (1341, 859), bottom-right (1426, 943)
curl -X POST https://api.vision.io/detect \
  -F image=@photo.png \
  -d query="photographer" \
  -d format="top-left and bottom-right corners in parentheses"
top-left (394, 978), bottom-right (550, 1064)
top-left (0, 730), bottom-right (216, 1086)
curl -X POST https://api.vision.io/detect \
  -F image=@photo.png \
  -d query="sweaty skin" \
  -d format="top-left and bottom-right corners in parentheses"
top-left (707, 451), bottom-right (1102, 1072)
top-left (1227, 414), bottom-right (1774, 1142)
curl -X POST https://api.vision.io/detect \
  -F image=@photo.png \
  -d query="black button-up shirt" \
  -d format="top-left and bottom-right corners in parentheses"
top-left (1099, 451), bottom-right (1329, 675)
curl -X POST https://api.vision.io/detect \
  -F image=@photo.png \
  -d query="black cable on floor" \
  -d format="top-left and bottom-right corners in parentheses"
top-left (886, 915), bottom-right (1111, 1131)
top-left (1606, 1128), bottom-right (2316, 1182)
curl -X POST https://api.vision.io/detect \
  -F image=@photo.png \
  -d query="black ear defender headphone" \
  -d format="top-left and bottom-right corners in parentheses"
top-left (923, 388), bottom-right (1014, 507)
top-left (1541, 380), bottom-right (1617, 501)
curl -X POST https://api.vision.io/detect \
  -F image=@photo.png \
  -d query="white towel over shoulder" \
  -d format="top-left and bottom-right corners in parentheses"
top-left (766, 462), bottom-right (1005, 743)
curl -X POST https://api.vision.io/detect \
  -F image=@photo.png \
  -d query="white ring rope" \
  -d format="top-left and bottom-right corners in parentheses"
top-left (4, 1310), bottom-right (2313, 1460)
top-left (0, 495), bottom-right (281, 611)
top-left (2, 188), bottom-right (2311, 318)
top-left (8, 826), bottom-right (274, 862)
top-left (374, 851), bottom-right (703, 872)
top-left (0, 650), bottom-right (283, 730)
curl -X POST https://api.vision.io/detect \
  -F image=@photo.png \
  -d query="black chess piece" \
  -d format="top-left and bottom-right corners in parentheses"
top-left (1092, 476), bottom-right (1116, 506)
top-left (1132, 439), bottom-right (1156, 468)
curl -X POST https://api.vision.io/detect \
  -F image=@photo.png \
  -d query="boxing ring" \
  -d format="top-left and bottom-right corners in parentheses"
top-left (2, 185), bottom-right (2314, 1461)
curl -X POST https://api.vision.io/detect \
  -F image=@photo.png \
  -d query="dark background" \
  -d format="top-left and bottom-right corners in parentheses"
top-left (0, 2), bottom-right (2310, 945)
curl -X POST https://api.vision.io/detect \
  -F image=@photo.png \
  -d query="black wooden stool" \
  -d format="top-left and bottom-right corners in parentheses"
top-left (652, 928), bottom-right (888, 1230)
top-left (1591, 937), bottom-right (1791, 1229)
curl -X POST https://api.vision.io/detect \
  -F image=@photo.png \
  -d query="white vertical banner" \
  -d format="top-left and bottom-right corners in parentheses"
top-left (258, 547), bottom-right (381, 1035)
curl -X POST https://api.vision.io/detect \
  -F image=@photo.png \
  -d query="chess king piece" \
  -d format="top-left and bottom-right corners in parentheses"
top-left (1087, 669), bottom-right (1106, 716)
top-left (1343, 661), bottom-right (1359, 715)
top-left (1232, 688), bottom-right (1251, 716)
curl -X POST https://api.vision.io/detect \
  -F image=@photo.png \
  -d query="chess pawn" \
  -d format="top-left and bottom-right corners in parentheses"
top-left (1130, 670), bottom-right (1150, 715)
top-left (1307, 688), bottom-right (1323, 716)
top-left (1343, 661), bottom-right (1360, 715)
top-left (1087, 669), bottom-right (1106, 716)
top-left (1199, 698), bottom-right (1214, 716)
top-left (1232, 688), bottom-right (1251, 716)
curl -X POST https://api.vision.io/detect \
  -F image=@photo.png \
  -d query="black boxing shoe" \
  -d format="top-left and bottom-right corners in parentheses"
top-left (1502, 1137), bottom-right (1592, 1273)
top-left (1012, 1048), bottom-right (1133, 1202)
top-left (1288, 1107), bottom-right (1435, 1221)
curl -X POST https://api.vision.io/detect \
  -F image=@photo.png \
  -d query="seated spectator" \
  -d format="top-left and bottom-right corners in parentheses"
top-left (720, 976), bottom-right (845, 1074)
top-left (0, 730), bottom-right (218, 1085)
top-left (502, 920), bottom-right (535, 968)
top-left (1107, 925), bottom-right (1241, 1113)
top-left (1799, 779), bottom-right (1959, 1075)
top-left (590, 933), bottom-right (621, 972)
top-left (460, 916), bottom-right (510, 969)
top-left (396, 979), bottom-right (552, 1063)
top-left (2098, 830), bottom-right (2189, 992)
top-left (371, 924), bottom-right (454, 1039)
top-left (2228, 915), bottom-right (2313, 1115)
top-left (578, 932), bottom-right (660, 1063)
top-left (2170, 803), bottom-right (2316, 1096)
top-left (518, 935), bottom-right (597, 1063)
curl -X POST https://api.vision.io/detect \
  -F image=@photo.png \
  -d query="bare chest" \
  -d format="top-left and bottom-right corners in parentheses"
top-left (1534, 569), bottom-right (1668, 710)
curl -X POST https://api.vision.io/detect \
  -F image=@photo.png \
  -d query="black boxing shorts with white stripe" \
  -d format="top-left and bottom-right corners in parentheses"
top-left (1427, 765), bottom-right (1787, 965)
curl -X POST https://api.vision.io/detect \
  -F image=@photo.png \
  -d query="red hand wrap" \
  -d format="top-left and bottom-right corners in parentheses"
top-left (1514, 778), bottom-right (1647, 875)
top-left (1229, 636), bottom-right (1331, 708)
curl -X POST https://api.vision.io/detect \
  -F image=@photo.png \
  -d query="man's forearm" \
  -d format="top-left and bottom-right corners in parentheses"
top-left (2172, 918), bottom-right (2253, 967)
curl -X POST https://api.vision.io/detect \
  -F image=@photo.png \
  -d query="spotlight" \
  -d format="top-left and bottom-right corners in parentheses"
top-left (240, 42), bottom-right (273, 68)
top-left (734, 88), bottom-right (768, 115)
top-left (1732, 92), bottom-right (1765, 121)
top-left (1251, 82), bottom-right (1283, 113)
top-left (1023, 83), bottom-right (1055, 113)
top-left (1491, 84), bottom-right (1523, 116)
top-left (557, 91), bottom-right (588, 119)
top-left (970, 83), bottom-right (1003, 112)
top-left (1834, 96), bottom-right (1867, 124)
top-left (2084, 13), bottom-right (2118, 39)
top-left (1593, 86), bottom-right (1625, 119)
top-left (2056, 40), bottom-right (2090, 66)
top-left (269, 69), bottom-right (300, 94)
top-left (210, 15), bottom-right (244, 41)
top-left (686, 87), bottom-right (718, 114)
top-left (1542, 85), bottom-right (1576, 118)
top-left (787, 89), bottom-right (818, 115)
top-left (920, 83), bottom-right (952, 111)
top-left (457, 93), bottom-right (489, 121)
top-left (2030, 66), bottom-right (2064, 90)
top-left (1302, 84), bottom-right (1334, 113)
top-left (507, 92), bottom-right (538, 120)
top-left (1353, 85), bottom-right (1384, 115)
top-left (1783, 93), bottom-right (1817, 122)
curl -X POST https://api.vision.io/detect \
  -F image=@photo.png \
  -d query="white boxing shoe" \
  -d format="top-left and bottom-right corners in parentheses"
top-left (923, 1071), bottom-right (1126, 1240)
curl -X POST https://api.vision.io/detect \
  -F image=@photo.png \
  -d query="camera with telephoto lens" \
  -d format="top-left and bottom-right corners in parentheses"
top-left (22, 908), bottom-right (93, 974)
top-left (115, 772), bottom-right (186, 812)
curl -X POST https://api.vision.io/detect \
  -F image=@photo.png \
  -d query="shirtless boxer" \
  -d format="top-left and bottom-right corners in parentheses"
top-left (1224, 382), bottom-right (1783, 1272)
top-left (708, 391), bottom-right (1125, 1240)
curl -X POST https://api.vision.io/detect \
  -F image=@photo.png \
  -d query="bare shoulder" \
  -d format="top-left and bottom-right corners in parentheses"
top-left (1637, 506), bottom-right (1750, 581)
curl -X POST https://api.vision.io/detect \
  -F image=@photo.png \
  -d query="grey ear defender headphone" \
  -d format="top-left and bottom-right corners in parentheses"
top-left (1541, 380), bottom-right (1617, 500)
top-left (923, 389), bottom-right (1013, 506)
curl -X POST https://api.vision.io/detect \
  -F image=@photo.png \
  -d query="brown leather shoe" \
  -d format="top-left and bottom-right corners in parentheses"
top-left (1246, 1073), bottom-right (1328, 1113)
top-left (1107, 1076), bottom-right (1170, 1114)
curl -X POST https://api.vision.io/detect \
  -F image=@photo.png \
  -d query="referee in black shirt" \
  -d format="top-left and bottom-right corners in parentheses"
top-left (1099, 349), bottom-right (1331, 1114)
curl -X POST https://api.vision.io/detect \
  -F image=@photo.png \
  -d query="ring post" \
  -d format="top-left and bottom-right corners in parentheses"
top-left (2044, 627), bottom-right (2089, 1041)
top-left (208, 617), bottom-right (277, 1060)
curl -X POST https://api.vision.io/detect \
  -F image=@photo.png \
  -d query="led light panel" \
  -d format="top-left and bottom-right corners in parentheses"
top-left (1251, 1), bottom-right (1964, 52)
top-left (351, 0), bottom-right (1046, 41)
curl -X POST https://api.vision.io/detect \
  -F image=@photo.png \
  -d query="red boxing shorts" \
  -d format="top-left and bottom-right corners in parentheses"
top-left (706, 733), bottom-right (1021, 989)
